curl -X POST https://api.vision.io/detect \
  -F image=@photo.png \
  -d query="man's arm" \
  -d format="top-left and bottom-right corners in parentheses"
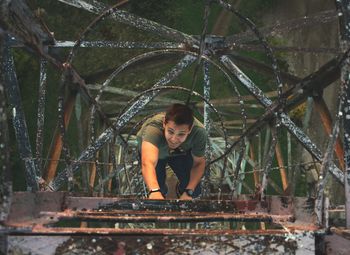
top-left (180, 155), bottom-right (206, 200)
top-left (141, 141), bottom-right (164, 199)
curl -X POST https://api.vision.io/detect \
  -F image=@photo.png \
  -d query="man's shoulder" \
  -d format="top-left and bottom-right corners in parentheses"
top-left (137, 113), bottom-right (164, 138)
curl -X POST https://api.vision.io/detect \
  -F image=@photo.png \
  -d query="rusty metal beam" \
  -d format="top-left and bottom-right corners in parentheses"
top-left (219, 55), bottom-right (344, 185)
top-left (44, 92), bottom-right (76, 183)
top-left (11, 226), bottom-right (315, 236)
top-left (40, 210), bottom-right (293, 223)
top-left (275, 141), bottom-right (289, 192)
top-left (1, 36), bottom-right (39, 191)
top-left (337, 0), bottom-right (350, 229)
top-left (313, 95), bottom-right (345, 170)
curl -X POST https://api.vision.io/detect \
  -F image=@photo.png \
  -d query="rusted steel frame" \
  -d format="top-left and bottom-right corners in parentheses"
top-left (225, 9), bottom-right (337, 45)
top-left (0, 37), bottom-right (10, 181)
top-left (54, 41), bottom-right (184, 49)
top-left (0, 0), bottom-right (55, 56)
top-left (219, 55), bottom-right (344, 184)
top-left (58, 0), bottom-right (198, 46)
top-left (214, 0), bottom-right (284, 102)
top-left (234, 142), bottom-right (250, 195)
top-left (12, 226), bottom-right (313, 236)
top-left (336, 0), bottom-right (350, 229)
top-left (49, 55), bottom-right (196, 191)
top-left (261, 125), bottom-right (278, 199)
top-left (0, 36), bottom-right (12, 223)
top-left (275, 141), bottom-right (289, 192)
top-left (89, 152), bottom-right (97, 190)
top-left (107, 140), bottom-right (116, 192)
top-left (41, 211), bottom-right (293, 223)
top-left (41, 209), bottom-right (273, 217)
top-left (44, 92), bottom-right (76, 182)
top-left (249, 143), bottom-right (260, 186)
top-left (313, 95), bottom-right (344, 169)
top-left (203, 60), bottom-right (212, 196)
top-left (57, 81), bottom-right (74, 190)
top-left (315, 101), bottom-right (342, 226)
top-left (35, 57), bottom-right (48, 175)
top-left (2, 37), bottom-right (39, 191)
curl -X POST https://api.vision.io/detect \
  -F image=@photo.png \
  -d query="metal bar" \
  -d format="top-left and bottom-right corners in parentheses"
top-left (40, 211), bottom-right (293, 223)
top-left (35, 57), bottom-right (48, 175)
top-left (49, 55), bottom-right (196, 190)
top-left (5, 226), bottom-right (316, 236)
top-left (2, 36), bottom-right (39, 191)
top-left (220, 55), bottom-right (344, 184)
top-left (58, 0), bottom-right (198, 46)
top-left (275, 141), bottom-right (289, 192)
top-left (44, 93), bottom-right (77, 183)
top-left (0, 35), bottom-right (12, 223)
top-left (338, 0), bottom-right (350, 228)
top-left (54, 40), bottom-right (184, 49)
top-left (315, 102), bottom-right (342, 226)
top-left (261, 126), bottom-right (278, 199)
top-left (235, 142), bottom-right (249, 195)
top-left (249, 142), bottom-right (260, 186)
top-left (313, 95), bottom-right (345, 170)
top-left (203, 60), bottom-right (211, 197)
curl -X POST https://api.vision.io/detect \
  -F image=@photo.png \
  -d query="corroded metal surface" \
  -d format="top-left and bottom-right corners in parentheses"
top-left (7, 233), bottom-right (318, 254)
top-left (2, 192), bottom-right (316, 238)
top-left (1, 36), bottom-right (39, 191)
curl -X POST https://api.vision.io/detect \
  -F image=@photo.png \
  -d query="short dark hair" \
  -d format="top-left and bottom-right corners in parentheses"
top-left (165, 104), bottom-right (194, 127)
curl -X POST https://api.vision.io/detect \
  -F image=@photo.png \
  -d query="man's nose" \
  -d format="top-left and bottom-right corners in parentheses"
top-left (170, 136), bottom-right (178, 142)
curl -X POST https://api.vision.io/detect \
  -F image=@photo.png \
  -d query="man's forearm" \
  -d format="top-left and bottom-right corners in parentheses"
top-left (141, 164), bottom-right (160, 190)
top-left (186, 160), bottom-right (205, 190)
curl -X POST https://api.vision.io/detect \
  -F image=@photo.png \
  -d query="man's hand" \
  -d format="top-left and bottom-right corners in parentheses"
top-left (148, 191), bottom-right (164, 200)
top-left (179, 192), bottom-right (192, 200)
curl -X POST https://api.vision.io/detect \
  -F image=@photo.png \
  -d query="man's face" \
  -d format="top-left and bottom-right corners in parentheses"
top-left (163, 120), bottom-right (192, 149)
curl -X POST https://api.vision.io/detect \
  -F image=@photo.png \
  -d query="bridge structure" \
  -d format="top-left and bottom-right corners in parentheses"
top-left (1, 0), bottom-right (350, 253)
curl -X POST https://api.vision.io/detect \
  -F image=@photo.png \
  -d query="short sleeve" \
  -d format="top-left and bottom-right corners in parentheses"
top-left (191, 128), bottom-right (207, 157)
top-left (140, 125), bottom-right (163, 147)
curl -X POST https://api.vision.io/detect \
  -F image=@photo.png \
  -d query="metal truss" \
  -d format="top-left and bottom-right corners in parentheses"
top-left (1, 0), bottom-right (350, 252)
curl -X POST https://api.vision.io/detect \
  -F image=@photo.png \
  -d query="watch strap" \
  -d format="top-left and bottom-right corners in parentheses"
top-left (148, 188), bottom-right (161, 195)
top-left (184, 189), bottom-right (194, 197)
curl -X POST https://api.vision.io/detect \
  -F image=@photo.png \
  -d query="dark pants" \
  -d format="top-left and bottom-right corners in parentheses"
top-left (155, 151), bottom-right (201, 198)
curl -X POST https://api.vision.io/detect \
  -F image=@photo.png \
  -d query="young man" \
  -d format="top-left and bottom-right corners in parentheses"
top-left (137, 104), bottom-right (207, 200)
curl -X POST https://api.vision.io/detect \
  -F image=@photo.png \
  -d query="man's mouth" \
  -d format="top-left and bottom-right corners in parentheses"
top-left (169, 142), bottom-right (178, 148)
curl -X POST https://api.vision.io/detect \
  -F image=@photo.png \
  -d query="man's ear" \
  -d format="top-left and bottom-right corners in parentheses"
top-left (188, 124), bottom-right (194, 133)
top-left (162, 117), bottom-right (166, 129)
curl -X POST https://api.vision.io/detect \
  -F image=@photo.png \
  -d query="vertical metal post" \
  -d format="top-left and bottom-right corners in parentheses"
top-left (0, 34), bottom-right (12, 225)
top-left (337, 0), bottom-right (350, 229)
top-left (203, 60), bottom-right (211, 197)
top-left (0, 36), bottom-right (9, 178)
top-left (1, 35), bottom-right (39, 191)
top-left (35, 56), bottom-right (48, 175)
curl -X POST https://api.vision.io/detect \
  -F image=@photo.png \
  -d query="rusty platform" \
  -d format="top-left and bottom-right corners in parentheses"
top-left (0, 192), bottom-right (323, 254)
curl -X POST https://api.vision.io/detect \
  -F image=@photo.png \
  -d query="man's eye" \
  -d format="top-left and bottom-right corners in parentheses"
top-left (168, 130), bottom-right (174, 135)
top-left (177, 133), bottom-right (185, 137)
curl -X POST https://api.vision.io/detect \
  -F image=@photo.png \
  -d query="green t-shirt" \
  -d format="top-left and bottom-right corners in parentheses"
top-left (137, 113), bottom-right (207, 159)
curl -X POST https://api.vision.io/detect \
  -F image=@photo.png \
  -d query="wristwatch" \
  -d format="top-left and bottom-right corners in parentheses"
top-left (184, 189), bottom-right (194, 197)
top-left (148, 188), bottom-right (161, 196)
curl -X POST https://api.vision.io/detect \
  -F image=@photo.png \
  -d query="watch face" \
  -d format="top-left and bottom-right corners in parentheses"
top-left (185, 189), bottom-right (194, 196)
